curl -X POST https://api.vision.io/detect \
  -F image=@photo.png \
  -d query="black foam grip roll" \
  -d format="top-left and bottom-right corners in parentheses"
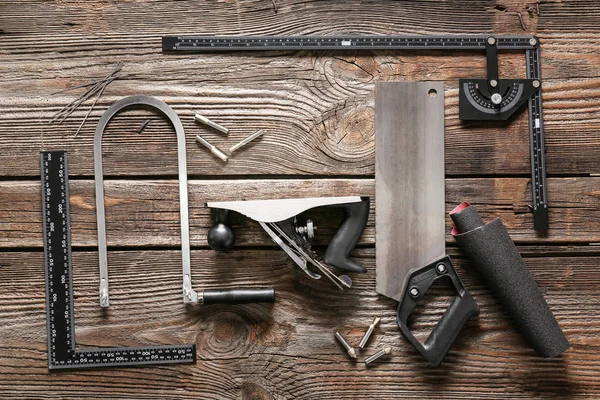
top-left (450, 203), bottom-right (569, 358)
top-left (202, 288), bottom-right (275, 305)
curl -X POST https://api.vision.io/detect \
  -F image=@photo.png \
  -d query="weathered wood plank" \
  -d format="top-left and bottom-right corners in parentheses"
top-left (2, 177), bottom-right (600, 249)
top-left (0, 36), bottom-right (599, 177)
top-left (2, 0), bottom-right (599, 398)
top-left (0, 249), bottom-right (597, 399)
top-left (0, 0), bottom-right (598, 37)
top-left (0, 0), bottom-right (539, 36)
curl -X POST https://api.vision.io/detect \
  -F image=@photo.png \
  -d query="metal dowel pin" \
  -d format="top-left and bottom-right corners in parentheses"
top-left (195, 135), bottom-right (229, 162)
top-left (194, 112), bottom-right (229, 135)
top-left (230, 129), bottom-right (265, 152)
top-left (364, 347), bottom-right (392, 365)
top-left (358, 316), bottom-right (381, 349)
top-left (335, 331), bottom-right (357, 358)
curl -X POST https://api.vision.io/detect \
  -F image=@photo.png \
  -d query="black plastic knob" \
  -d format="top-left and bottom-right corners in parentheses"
top-left (208, 222), bottom-right (235, 251)
top-left (207, 208), bottom-right (236, 251)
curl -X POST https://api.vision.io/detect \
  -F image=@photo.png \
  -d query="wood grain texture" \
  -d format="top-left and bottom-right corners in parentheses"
top-left (1, 0), bottom-right (599, 398)
top-left (0, 178), bottom-right (375, 248)
top-left (4, 177), bottom-right (600, 249)
top-left (0, 249), bottom-right (598, 400)
top-left (0, 24), bottom-right (599, 177)
top-left (0, 54), bottom-right (599, 177)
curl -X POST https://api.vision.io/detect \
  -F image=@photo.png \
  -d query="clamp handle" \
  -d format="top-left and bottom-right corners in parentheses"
top-left (396, 256), bottom-right (479, 365)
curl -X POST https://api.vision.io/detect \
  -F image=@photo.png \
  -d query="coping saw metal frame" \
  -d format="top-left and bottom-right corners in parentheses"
top-left (93, 95), bottom-right (197, 307)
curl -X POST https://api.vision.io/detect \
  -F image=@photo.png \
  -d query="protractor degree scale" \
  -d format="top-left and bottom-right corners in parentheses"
top-left (161, 34), bottom-right (549, 233)
top-left (459, 79), bottom-right (538, 120)
top-left (41, 151), bottom-right (196, 370)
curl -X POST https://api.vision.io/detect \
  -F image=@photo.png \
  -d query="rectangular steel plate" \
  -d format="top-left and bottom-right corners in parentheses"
top-left (375, 82), bottom-right (446, 302)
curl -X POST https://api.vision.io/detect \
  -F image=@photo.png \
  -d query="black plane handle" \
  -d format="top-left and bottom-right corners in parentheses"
top-left (323, 197), bottom-right (370, 273)
top-left (396, 256), bottom-right (480, 366)
top-left (201, 288), bottom-right (275, 305)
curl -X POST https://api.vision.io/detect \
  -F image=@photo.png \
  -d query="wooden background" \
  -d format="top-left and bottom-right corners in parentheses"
top-left (1, 0), bottom-right (599, 398)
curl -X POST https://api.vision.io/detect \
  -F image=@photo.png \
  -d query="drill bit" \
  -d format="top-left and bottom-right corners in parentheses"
top-left (364, 346), bottom-right (392, 365)
top-left (73, 79), bottom-right (111, 137)
top-left (358, 316), bottom-right (381, 349)
top-left (195, 135), bottom-right (229, 162)
top-left (335, 331), bottom-right (357, 359)
top-left (51, 63), bottom-right (123, 124)
top-left (194, 113), bottom-right (229, 135)
top-left (230, 129), bottom-right (265, 152)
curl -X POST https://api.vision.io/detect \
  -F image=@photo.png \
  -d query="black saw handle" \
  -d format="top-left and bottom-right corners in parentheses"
top-left (202, 288), bottom-right (275, 305)
top-left (323, 197), bottom-right (370, 273)
top-left (396, 256), bottom-right (479, 366)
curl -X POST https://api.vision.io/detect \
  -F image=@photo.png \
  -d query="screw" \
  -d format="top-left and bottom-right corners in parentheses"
top-left (335, 331), bottom-right (357, 358)
top-left (491, 93), bottom-right (503, 105)
top-left (489, 79), bottom-right (498, 88)
top-left (436, 263), bottom-right (447, 274)
top-left (365, 347), bottom-right (392, 365)
top-left (529, 37), bottom-right (537, 46)
top-left (359, 317), bottom-right (381, 349)
top-left (194, 113), bottom-right (229, 135)
top-left (532, 80), bottom-right (541, 88)
top-left (487, 37), bottom-right (496, 46)
top-left (409, 287), bottom-right (420, 298)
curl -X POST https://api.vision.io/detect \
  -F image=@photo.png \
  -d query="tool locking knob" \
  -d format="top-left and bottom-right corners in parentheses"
top-left (295, 219), bottom-right (316, 240)
top-left (207, 209), bottom-right (236, 251)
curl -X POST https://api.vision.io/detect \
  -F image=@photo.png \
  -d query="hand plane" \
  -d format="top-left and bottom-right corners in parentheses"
top-left (206, 196), bottom-right (370, 290)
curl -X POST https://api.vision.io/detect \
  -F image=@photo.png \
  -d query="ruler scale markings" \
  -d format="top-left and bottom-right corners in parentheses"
top-left (41, 151), bottom-right (196, 370)
top-left (526, 48), bottom-right (549, 231)
top-left (163, 35), bottom-right (534, 51)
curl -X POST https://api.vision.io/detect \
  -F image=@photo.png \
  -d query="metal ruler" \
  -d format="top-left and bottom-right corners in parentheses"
top-left (162, 35), bottom-right (533, 51)
top-left (527, 47), bottom-right (548, 232)
top-left (162, 35), bottom-right (548, 233)
top-left (41, 151), bottom-right (196, 370)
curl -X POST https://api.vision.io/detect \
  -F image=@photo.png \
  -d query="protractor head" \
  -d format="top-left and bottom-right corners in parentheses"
top-left (459, 78), bottom-right (539, 121)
